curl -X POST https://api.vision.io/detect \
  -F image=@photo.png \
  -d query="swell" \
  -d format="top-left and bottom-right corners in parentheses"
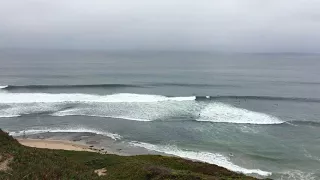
top-left (148, 83), bottom-right (240, 88)
top-left (2, 84), bottom-right (318, 103)
top-left (196, 96), bottom-right (320, 103)
top-left (0, 93), bottom-right (283, 125)
top-left (1, 83), bottom-right (239, 91)
top-left (0, 93), bottom-right (195, 103)
top-left (288, 120), bottom-right (320, 127)
top-left (2, 84), bottom-right (142, 90)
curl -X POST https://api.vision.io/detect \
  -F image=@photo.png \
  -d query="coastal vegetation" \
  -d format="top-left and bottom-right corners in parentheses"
top-left (0, 129), bottom-right (265, 180)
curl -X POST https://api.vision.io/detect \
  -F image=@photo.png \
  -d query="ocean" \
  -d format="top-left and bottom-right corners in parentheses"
top-left (1, 50), bottom-right (320, 179)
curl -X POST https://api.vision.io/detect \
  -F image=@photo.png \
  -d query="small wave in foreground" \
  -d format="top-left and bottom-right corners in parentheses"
top-left (130, 141), bottom-right (272, 176)
top-left (8, 127), bottom-right (121, 140)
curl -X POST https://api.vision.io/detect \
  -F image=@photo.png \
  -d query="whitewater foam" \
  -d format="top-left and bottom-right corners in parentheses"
top-left (0, 92), bottom-right (195, 104)
top-left (49, 100), bottom-right (194, 121)
top-left (8, 127), bottom-right (122, 140)
top-left (0, 94), bottom-right (197, 121)
top-left (197, 103), bottom-right (283, 124)
top-left (52, 109), bottom-right (152, 122)
top-left (0, 114), bottom-right (20, 118)
top-left (279, 170), bottom-right (318, 180)
top-left (0, 103), bottom-right (66, 118)
top-left (0, 85), bottom-right (8, 89)
top-left (0, 92), bottom-right (283, 125)
top-left (130, 142), bottom-right (272, 176)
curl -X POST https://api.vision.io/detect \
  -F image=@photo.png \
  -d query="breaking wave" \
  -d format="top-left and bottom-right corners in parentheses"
top-left (197, 103), bottom-right (283, 124)
top-left (0, 92), bottom-right (283, 124)
top-left (0, 85), bottom-right (8, 89)
top-left (0, 92), bottom-right (195, 103)
top-left (0, 83), bottom-right (239, 91)
top-left (130, 141), bottom-right (272, 176)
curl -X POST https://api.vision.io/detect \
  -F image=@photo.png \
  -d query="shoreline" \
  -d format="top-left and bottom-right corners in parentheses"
top-left (13, 131), bottom-right (158, 156)
top-left (12, 132), bottom-right (269, 178)
top-left (1, 129), bottom-right (261, 180)
top-left (15, 137), bottom-right (267, 179)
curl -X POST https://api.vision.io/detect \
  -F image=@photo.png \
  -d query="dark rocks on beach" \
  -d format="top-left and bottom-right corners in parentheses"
top-left (72, 138), bottom-right (82, 141)
top-left (86, 141), bottom-right (99, 145)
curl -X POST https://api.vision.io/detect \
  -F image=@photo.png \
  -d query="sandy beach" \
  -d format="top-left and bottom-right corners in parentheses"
top-left (18, 138), bottom-right (97, 152)
top-left (13, 131), bottom-right (158, 157)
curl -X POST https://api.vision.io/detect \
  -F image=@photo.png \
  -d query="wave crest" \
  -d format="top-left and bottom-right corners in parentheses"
top-left (0, 85), bottom-right (8, 89)
top-left (0, 92), bottom-right (283, 125)
top-left (0, 92), bottom-right (195, 103)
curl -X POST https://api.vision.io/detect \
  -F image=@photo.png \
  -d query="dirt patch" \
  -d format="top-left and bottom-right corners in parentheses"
top-left (94, 168), bottom-right (107, 176)
top-left (0, 155), bottom-right (13, 172)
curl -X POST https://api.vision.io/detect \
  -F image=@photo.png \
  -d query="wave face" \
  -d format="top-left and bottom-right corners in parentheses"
top-left (130, 142), bottom-right (272, 176)
top-left (0, 92), bottom-right (283, 124)
top-left (8, 127), bottom-right (121, 140)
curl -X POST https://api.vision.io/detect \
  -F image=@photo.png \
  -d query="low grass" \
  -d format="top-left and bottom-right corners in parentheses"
top-left (0, 129), bottom-right (266, 180)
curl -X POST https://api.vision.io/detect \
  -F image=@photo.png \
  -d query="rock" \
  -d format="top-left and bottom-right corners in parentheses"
top-left (86, 141), bottom-right (99, 145)
top-left (94, 168), bottom-right (107, 176)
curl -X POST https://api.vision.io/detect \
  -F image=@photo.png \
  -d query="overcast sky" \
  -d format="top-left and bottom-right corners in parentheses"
top-left (0, 0), bottom-right (320, 52)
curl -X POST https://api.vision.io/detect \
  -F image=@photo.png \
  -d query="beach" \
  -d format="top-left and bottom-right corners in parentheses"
top-left (13, 131), bottom-right (158, 157)
top-left (18, 138), bottom-right (97, 152)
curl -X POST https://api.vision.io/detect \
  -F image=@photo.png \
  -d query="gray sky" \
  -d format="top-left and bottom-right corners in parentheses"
top-left (0, 0), bottom-right (320, 52)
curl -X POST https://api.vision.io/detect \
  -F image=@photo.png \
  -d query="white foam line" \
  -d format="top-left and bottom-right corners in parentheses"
top-left (197, 103), bottom-right (284, 125)
top-left (0, 114), bottom-right (21, 118)
top-left (0, 92), bottom-right (195, 104)
top-left (130, 142), bottom-right (272, 177)
top-left (51, 112), bottom-right (152, 122)
top-left (0, 85), bottom-right (8, 89)
top-left (9, 128), bottom-right (122, 140)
